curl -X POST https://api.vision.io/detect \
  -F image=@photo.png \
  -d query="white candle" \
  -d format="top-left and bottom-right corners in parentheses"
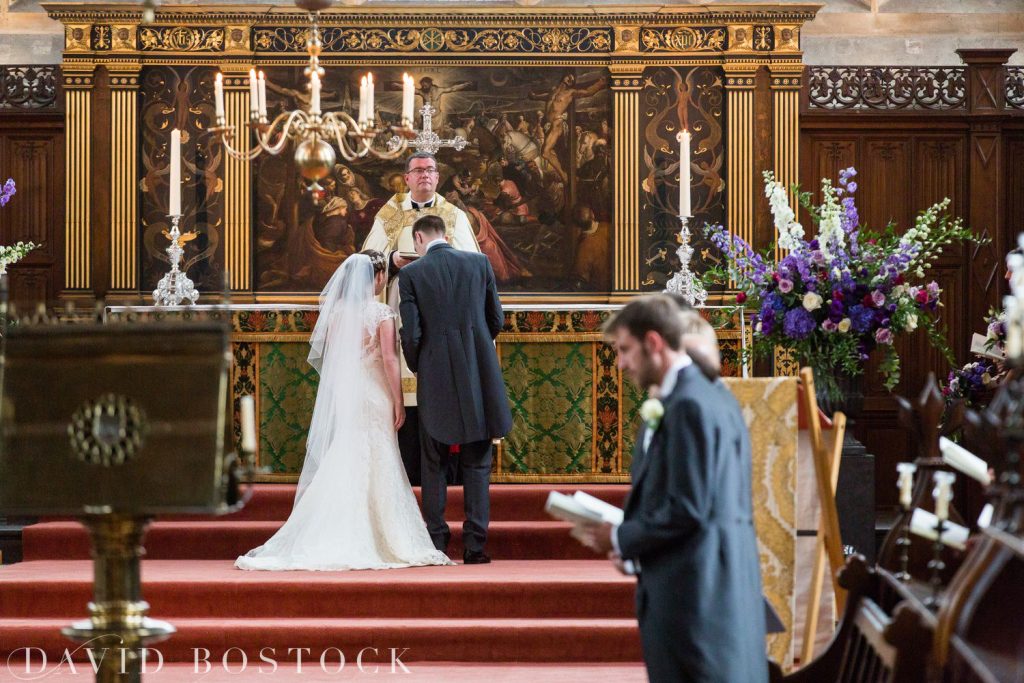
top-left (402, 72), bottom-right (414, 124)
top-left (214, 72), bottom-right (225, 120)
top-left (248, 68), bottom-right (258, 116)
top-left (1007, 315), bottom-right (1022, 359)
top-left (257, 70), bottom-right (267, 119)
top-left (358, 75), bottom-right (367, 124)
top-left (897, 462), bottom-right (916, 510)
top-left (932, 471), bottom-right (956, 521)
top-left (677, 129), bottom-right (691, 217)
top-left (310, 71), bottom-right (321, 116)
top-left (169, 128), bottom-right (181, 217)
top-left (240, 395), bottom-right (257, 453)
top-left (367, 72), bottom-right (374, 126)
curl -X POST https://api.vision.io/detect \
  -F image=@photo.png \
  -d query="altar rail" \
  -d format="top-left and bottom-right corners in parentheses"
top-left (106, 303), bottom-right (747, 482)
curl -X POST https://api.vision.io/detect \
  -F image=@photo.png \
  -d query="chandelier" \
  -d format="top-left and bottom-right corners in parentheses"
top-left (210, 0), bottom-right (466, 193)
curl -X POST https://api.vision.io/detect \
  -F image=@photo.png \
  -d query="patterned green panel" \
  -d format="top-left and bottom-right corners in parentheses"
top-left (620, 379), bottom-right (645, 473)
top-left (501, 342), bottom-right (593, 475)
top-left (259, 343), bottom-right (319, 473)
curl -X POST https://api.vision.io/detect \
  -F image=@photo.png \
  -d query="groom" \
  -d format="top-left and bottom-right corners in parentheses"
top-left (398, 214), bottom-right (512, 564)
top-left (578, 295), bottom-right (767, 682)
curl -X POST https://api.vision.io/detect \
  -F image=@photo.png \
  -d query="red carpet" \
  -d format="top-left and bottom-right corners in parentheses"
top-left (0, 485), bottom-right (645, 676)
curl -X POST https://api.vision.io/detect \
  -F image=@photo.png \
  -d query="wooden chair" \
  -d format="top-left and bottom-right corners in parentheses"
top-left (798, 367), bottom-right (848, 663)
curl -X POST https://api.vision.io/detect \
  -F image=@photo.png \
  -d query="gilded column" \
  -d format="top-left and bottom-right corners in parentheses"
top-left (108, 64), bottom-right (141, 292)
top-left (770, 63), bottom-right (802, 377)
top-left (723, 65), bottom-right (758, 261)
top-left (62, 64), bottom-right (95, 291)
top-left (222, 71), bottom-right (252, 292)
top-left (770, 63), bottom-right (802, 234)
top-left (610, 65), bottom-right (644, 295)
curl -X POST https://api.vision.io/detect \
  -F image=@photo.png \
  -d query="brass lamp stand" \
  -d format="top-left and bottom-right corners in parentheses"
top-left (61, 515), bottom-right (174, 683)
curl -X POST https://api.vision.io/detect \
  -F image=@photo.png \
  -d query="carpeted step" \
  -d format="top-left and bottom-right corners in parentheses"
top-left (0, 617), bottom-right (643, 663)
top-left (0, 560), bottom-right (635, 620)
top-left (0, 662), bottom-right (648, 682)
top-left (153, 484), bottom-right (630, 523)
top-left (22, 520), bottom-right (605, 562)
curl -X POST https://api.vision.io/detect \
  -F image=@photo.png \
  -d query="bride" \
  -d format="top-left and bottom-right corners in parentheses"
top-left (236, 251), bottom-right (454, 571)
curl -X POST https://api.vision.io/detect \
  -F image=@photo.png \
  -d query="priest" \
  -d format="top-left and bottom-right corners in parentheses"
top-left (361, 151), bottom-right (480, 481)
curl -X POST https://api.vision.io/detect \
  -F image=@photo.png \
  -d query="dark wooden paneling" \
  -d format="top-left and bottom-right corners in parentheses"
top-left (0, 114), bottom-right (64, 305)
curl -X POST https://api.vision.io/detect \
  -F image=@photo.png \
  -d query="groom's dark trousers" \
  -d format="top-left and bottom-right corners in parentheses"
top-left (420, 435), bottom-right (492, 552)
top-left (398, 242), bottom-right (513, 556)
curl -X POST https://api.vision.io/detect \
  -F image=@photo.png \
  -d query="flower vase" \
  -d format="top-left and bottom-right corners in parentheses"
top-left (813, 366), bottom-right (866, 455)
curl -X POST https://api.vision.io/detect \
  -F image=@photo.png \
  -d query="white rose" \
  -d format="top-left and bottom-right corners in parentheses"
top-left (803, 292), bottom-right (823, 312)
top-left (906, 313), bottom-right (918, 331)
top-left (838, 318), bottom-right (852, 333)
top-left (639, 398), bottom-right (664, 426)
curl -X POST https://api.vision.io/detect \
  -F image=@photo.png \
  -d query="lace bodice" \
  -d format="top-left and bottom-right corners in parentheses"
top-left (362, 302), bottom-right (397, 360)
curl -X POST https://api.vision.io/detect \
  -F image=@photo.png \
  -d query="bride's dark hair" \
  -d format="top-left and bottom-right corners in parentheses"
top-left (360, 249), bottom-right (387, 275)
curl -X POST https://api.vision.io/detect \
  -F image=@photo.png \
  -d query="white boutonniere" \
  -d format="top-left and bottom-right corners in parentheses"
top-left (639, 397), bottom-right (664, 432)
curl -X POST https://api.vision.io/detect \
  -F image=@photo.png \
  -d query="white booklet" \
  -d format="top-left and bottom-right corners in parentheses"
top-left (971, 332), bottom-right (1004, 361)
top-left (545, 491), bottom-right (624, 526)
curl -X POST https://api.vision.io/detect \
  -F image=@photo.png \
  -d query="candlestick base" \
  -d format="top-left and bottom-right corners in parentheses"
top-left (153, 215), bottom-right (200, 307)
top-left (665, 215), bottom-right (708, 306)
top-left (924, 517), bottom-right (947, 610)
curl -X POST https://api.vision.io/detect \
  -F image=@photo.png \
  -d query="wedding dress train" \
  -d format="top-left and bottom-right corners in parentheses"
top-left (236, 256), bottom-right (453, 571)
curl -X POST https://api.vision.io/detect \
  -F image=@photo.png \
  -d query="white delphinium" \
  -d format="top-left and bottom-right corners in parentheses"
top-left (763, 171), bottom-right (804, 251)
top-left (816, 178), bottom-right (845, 264)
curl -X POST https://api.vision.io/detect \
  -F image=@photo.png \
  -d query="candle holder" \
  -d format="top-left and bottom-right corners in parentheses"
top-left (152, 215), bottom-right (200, 307)
top-left (895, 509), bottom-right (913, 582)
top-left (924, 515), bottom-right (946, 609)
top-left (665, 215), bottom-right (708, 306)
top-left (895, 462), bottom-right (916, 581)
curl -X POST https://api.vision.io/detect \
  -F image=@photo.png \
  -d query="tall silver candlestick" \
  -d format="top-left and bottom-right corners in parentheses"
top-left (152, 215), bottom-right (200, 306)
top-left (665, 215), bottom-right (707, 306)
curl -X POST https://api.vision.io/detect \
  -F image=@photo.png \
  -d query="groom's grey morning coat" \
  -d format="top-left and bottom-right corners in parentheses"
top-left (620, 364), bottom-right (767, 683)
top-left (398, 243), bottom-right (512, 445)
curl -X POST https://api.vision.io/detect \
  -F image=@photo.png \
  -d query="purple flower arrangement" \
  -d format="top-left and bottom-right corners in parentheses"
top-left (0, 179), bottom-right (39, 275)
top-left (0, 178), bottom-right (14, 207)
top-left (943, 360), bottom-right (996, 407)
top-left (705, 167), bottom-right (974, 397)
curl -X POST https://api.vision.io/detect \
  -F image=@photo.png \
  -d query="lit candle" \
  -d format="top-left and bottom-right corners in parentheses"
top-left (310, 71), bottom-right (321, 116)
top-left (358, 75), bottom-right (367, 124)
top-left (402, 72), bottom-right (414, 124)
top-left (240, 395), bottom-right (257, 453)
top-left (169, 128), bottom-right (181, 217)
top-left (248, 68), bottom-right (258, 116)
top-left (214, 72), bottom-right (225, 121)
top-left (677, 129), bottom-right (691, 217)
top-left (367, 72), bottom-right (374, 126)
top-left (932, 471), bottom-right (956, 521)
top-left (257, 70), bottom-right (267, 119)
top-left (897, 462), bottom-right (916, 510)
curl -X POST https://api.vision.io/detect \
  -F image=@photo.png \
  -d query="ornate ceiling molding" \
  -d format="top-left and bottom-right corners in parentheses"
top-left (43, 2), bottom-right (822, 59)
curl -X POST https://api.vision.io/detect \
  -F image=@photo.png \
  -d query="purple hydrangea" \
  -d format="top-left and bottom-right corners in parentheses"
top-left (849, 305), bottom-right (876, 334)
top-left (783, 307), bottom-right (816, 340)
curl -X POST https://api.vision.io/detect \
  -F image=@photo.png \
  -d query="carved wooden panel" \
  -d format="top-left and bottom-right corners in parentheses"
top-left (1008, 134), bottom-right (1024, 263)
top-left (0, 115), bottom-right (64, 305)
top-left (4, 138), bottom-right (55, 251)
top-left (7, 267), bottom-right (50, 305)
top-left (863, 138), bottom-right (911, 232)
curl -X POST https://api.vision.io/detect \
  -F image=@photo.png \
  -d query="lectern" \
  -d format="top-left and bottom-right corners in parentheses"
top-left (0, 283), bottom-right (250, 682)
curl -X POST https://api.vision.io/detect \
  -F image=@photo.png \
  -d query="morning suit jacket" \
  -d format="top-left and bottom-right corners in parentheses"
top-left (398, 243), bottom-right (513, 445)
top-left (619, 364), bottom-right (767, 683)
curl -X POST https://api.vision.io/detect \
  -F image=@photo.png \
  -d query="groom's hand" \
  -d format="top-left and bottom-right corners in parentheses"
top-left (577, 521), bottom-right (614, 555)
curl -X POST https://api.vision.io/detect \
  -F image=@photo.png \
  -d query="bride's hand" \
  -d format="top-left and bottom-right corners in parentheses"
top-left (394, 403), bottom-right (406, 430)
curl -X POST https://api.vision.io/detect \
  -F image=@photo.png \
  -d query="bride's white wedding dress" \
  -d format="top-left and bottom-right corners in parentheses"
top-left (236, 255), bottom-right (453, 571)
